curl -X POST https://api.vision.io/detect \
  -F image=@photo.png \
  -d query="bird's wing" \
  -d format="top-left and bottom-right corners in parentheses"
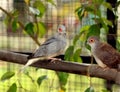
top-left (96, 43), bottom-right (120, 68)
top-left (32, 36), bottom-right (65, 58)
top-left (42, 36), bottom-right (58, 45)
top-left (28, 36), bottom-right (57, 58)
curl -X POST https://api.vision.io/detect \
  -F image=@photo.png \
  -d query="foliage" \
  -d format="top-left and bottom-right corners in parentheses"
top-left (65, 0), bottom-right (114, 61)
top-left (65, 0), bottom-right (118, 91)
top-left (64, 0), bottom-right (114, 62)
top-left (37, 75), bottom-right (47, 86)
top-left (84, 86), bottom-right (95, 92)
top-left (0, 72), bottom-right (16, 92)
top-left (74, 0), bottom-right (114, 39)
top-left (4, 0), bottom-right (52, 46)
top-left (0, 0), bottom-right (119, 92)
top-left (0, 0), bottom-right (57, 91)
top-left (65, 45), bottom-right (82, 62)
top-left (1, 71), bottom-right (15, 81)
top-left (7, 83), bottom-right (17, 92)
top-left (56, 72), bottom-right (69, 91)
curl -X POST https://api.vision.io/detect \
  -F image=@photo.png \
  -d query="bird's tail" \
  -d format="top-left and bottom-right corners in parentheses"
top-left (17, 58), bottom-right (40, 74)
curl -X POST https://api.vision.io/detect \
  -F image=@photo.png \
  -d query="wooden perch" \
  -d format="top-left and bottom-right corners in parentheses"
top-left (0, 50), bottom-right (120, 85)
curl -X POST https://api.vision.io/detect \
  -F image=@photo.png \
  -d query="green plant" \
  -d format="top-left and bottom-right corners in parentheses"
top-left (65, 0), bottom-right (118, 91)
top-left (0, 0), bottom-right (119, 92)
top-left (0, 0), bottom-right (57, 92)
top-left (65, 0), bottom-right (114, 61)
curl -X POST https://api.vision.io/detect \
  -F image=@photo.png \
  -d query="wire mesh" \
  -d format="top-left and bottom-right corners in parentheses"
top-left (0, 0), bottom-right (119, 92)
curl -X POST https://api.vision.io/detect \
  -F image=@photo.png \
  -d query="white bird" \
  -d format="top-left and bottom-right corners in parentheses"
top-left (18, 24), bottom-right (67, 73)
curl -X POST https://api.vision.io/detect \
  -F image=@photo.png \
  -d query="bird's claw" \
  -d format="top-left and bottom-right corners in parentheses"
top-left (102, 66), bottom-right (110, 71)
top-left (50, 58), bottom-right (62, 63)
top-left (97, 66), bottom-right (110, 71)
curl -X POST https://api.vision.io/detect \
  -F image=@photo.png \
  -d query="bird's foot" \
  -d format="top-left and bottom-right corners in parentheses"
top-left (101, 66), bottom-right (110, 71)
top-left (95, 65), bottom-right (110, 71)
top-left (49, 57), bottom-right (61, 63)
top-left (97, 64), bottom-right (109, 71)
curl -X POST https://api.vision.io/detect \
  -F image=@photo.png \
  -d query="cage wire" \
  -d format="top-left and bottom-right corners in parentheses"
top-left (0, 0), bottom-right (119, 92)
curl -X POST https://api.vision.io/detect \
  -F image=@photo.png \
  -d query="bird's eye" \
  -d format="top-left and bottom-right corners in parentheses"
top-left (58, 28), bottom-right (62, 32)
top-left (89, 39), bottom-right (94, 43)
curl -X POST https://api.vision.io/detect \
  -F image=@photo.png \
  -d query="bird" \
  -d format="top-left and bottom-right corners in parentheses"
top-left (18, 24), bottom-right (67, 73)
top-left (87, 36), bottom-right (120, 71)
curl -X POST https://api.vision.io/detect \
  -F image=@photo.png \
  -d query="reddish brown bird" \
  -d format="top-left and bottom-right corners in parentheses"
top-left (87, 36), bottom-right (120, 71)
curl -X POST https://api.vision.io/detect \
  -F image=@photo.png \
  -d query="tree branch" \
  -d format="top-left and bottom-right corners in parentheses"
top-left (0, 50), bottom-right (119, 85)
top-left (0, 6), bottom-right (40, 46)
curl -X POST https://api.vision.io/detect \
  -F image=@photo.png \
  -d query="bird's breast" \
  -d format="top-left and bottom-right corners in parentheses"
top-left (92, 51), bottom-right (107, 68)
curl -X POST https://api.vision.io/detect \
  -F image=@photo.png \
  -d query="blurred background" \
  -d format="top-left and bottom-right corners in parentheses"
top-left (0, 0), bottom-right (120, 92)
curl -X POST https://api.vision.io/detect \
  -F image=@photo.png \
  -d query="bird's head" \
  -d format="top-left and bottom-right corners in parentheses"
top-left (87, 36), bottom-right (100, 48)
top-left (57, 24), bottom-right (66, 36)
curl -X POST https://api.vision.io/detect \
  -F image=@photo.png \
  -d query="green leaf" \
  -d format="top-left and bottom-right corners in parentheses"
top-left (47, 0), bottom-right (56, 6)
top-left (29, 7), bottom-right (40, 15)
top-left (79, 25), bottom-right (90, 34)
top-left (1, 71), bottom-right (15, 81)
top-left (85, 86), bottom-right (95, 92)
top-left (102, 17), bottom-right (113, 26)
top-left (56, 72), bottom-right (69, 91)
top-left (77, 25), bottom-right (90, 42)
top-left (87, 24), bottom-right (100, 38)
top-left (85, 6), bottom-right (94, 13)
top-left (102, 2), bottom-right (112, 11)
top-left (25, 22), bottom-right (34, 36)
top-left (34, 22), bottom-right (46, 37)
top-left (101, 22), bottom-right (109, 32)
top-left (37, 75), bottom-right (47, 86)
top-left (75, 6), bottom-right (81, 13)
top-left (64, 46), bottom-right (74, 61)
top-left (75, 6), bottom-right (85, 20)
top-left (7, 83), bottom-right (17, 92)
top-left (33, 1), bottom-right (46, 17)
top-left (73, 34), bottom-right (80, 45)
top-left (73, 49), bottom-right (82, 62)
top-left (12, 18), bottom-right (18, 32)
